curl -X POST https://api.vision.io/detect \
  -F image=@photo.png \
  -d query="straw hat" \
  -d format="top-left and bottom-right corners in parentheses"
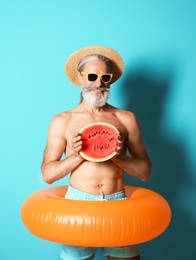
top-left (65, 46), bottom-right (124, 86)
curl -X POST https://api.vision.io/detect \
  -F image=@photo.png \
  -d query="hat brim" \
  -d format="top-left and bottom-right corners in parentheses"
top-left (65, 46), bottom-right (124, 86)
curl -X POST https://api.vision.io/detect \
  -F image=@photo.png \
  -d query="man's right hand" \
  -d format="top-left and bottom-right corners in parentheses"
top-left (71, 132), bottom-right (84, 159)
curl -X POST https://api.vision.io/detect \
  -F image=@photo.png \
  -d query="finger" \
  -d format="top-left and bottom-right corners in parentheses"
top-left (73, 140), bottom-right (82, 149)
top-left (116, 139), bottom-right (123, 148)
top-left (115, 140), bottom-right (123, 155)
top-left (114, 141), bottom-right (121, 151)
top-left (75, 145), bottom-right (83, 153)
top-left (72, 133), bottom-right (82, 143)
top-left (72, 132), bottom-right (81, 138)
top-left (117, 133), bottom-right (123, 142)
top-left (72, 136), bottom-right (82, 145)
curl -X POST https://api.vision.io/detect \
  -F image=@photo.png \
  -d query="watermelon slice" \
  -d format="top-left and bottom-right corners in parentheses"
top-left (79, 122), bottom-right (119, 162)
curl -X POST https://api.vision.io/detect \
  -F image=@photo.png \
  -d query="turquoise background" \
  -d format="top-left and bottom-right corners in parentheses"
top-left (0, 1), bottom-right (196, 259)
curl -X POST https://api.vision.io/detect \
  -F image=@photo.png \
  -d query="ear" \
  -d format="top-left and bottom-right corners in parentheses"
top-left (77, 72), bottom-right (83, 85)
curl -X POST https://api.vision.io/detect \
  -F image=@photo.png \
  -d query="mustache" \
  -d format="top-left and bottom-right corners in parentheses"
top-left (84, 85), bottom-right (110, 92)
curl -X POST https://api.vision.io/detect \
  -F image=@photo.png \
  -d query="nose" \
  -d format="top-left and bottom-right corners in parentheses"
top-left (93, 76), bottom-right (103, 87)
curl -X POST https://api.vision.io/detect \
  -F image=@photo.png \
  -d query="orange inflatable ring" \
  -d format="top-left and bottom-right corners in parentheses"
top-left (21, 186), bottom-right (171, 246)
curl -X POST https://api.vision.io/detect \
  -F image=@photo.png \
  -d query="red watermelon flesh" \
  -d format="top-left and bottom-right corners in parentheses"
top-left (79, 122), bottom-right (119, 162)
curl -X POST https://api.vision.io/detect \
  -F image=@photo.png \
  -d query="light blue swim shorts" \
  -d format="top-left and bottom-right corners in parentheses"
top-left (60, 185), bottom-right (140, 260)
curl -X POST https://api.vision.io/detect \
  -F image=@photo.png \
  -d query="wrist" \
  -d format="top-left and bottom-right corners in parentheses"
top-left (74, 152), bottom-right (85, 162)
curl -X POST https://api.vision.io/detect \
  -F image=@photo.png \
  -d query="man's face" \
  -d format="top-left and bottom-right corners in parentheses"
top-left (78, 60), bottom-right (111, 107)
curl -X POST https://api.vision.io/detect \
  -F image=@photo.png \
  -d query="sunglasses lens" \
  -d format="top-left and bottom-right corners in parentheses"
top-left (102, 74), bottom-right (111, 82)
top-left (88, 74), bottom-right (98, 81)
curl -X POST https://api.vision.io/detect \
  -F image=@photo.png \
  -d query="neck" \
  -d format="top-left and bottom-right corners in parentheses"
top-left (80, 100), bottom-right (107, 115)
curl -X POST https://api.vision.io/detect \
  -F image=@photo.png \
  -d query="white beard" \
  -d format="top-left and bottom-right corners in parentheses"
top-left (82, 86), bottom-right (110, 107)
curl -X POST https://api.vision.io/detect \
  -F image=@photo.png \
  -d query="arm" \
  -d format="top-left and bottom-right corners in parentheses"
top-left (41, 115), bottom-right (84, 184)
top-left (111, 113), bottom-right (151, 181)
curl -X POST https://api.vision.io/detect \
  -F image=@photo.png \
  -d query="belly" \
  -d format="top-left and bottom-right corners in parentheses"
top-left (69, 160), bottom-right (124, 195)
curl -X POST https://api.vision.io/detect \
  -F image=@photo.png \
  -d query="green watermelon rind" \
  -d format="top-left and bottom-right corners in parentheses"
top-left (79, 122), bottom-right (119, 162)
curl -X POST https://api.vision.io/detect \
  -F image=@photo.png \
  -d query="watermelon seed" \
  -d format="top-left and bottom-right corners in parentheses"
top-left (92, 144), bottom-right (110, 150)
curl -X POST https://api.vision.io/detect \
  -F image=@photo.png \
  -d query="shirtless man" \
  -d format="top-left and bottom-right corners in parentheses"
top-left (41, 46), bottom-right (151, 260)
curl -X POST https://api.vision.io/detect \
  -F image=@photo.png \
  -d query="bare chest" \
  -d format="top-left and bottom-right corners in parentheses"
top-left (68, 113), bottom-right (124, 133)
top-left (64, 112), bottom-right (127, 149)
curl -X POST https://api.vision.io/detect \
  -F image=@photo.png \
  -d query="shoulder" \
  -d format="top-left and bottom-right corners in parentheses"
top-left (50, 112), bottom-right (69, 125)
top-left (111, 106), bottom-right (137, 124)
top-left (106, 104), bottom-right (138, 127)
top-left (48, 110), bottom-right (74, 134)
top-left (107, 104), bottom-right (135, 117)
top-left (118, 109), bottom-right (136, 119)
top-left (50, 105), bottom-right (81, 124)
